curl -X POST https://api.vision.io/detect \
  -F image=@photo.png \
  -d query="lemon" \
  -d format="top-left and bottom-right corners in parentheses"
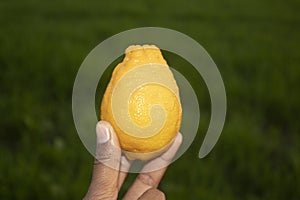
top-left (100, 45), bottom-right (182, 160)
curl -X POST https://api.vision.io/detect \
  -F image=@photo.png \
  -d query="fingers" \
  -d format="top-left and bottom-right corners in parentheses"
top-left (138, 188), bottom-right (166, 200)
top-left (118, 155), bottom-right (132, 190)
top-left (123, 133), bottom-right (182, 200)
top-left (84, 121), bottom-right (121, 200)
top-left (94, 121), bottom-right (121, 169)
top-left (142, 133), bottom-right (183, 173)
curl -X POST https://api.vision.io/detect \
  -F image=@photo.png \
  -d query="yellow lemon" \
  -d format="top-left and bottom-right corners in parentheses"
top-left (100, 45), bottom-right (182, 160)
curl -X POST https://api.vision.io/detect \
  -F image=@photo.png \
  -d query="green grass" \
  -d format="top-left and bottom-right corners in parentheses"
top-left (0, 0), bottom-right (300, 199)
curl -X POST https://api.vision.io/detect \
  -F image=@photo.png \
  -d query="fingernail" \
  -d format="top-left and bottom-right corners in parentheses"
top-left (175, 133), bottom-right (183, 144)
top-left (97, 124), bottom-right (110, 144)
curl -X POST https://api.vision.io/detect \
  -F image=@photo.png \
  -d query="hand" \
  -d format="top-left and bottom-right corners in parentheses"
top-left (84, 121), bottom-right (183, 200)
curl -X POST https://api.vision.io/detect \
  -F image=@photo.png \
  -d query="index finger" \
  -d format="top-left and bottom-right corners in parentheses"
top-left (123, 133), bottom-right (182, 200)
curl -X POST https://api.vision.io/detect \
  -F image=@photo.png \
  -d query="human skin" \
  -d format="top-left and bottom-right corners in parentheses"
top-left (84, 121), bottom-right (183, 200)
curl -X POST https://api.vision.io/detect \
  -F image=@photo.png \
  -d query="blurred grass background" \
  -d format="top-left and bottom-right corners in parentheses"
top-left (0, 0), bottom-right (300, 199)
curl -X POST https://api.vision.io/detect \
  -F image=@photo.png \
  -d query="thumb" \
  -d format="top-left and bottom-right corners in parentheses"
top-left (84, 121), bottom-right (121, 200)
top-left (95, 121), bottom-right (121, 169)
